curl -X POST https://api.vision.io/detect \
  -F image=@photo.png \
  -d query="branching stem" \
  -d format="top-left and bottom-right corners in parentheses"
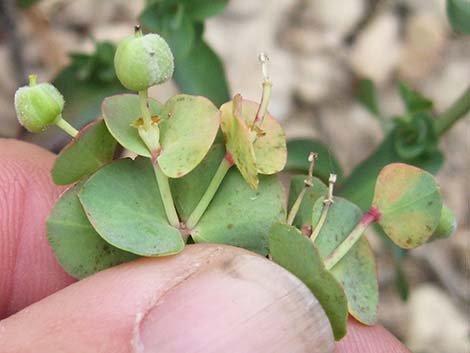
top-left (186, 153), bottom-right (234, 229)
top-left (310, 174), bottom-right (337, 242)
top-left (138, 88), bottom-right (179, 228)
top-left (286, 152), bottom-right (317, 226)
top-left (324, 207), bottom-right (381, 270)
top-left (153, 162), bottom-right (180, 228)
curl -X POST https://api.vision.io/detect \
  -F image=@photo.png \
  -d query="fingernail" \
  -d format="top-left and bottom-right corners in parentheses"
top-left (137, 249), bottom-right (334, 353)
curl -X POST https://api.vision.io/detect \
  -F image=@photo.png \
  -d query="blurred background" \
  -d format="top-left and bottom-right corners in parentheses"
top-left (0, 0), bottom-right (468, 351)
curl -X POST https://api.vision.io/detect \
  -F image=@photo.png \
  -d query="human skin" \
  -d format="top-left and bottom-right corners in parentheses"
top-left (0, 139), bottom-right (410, 353)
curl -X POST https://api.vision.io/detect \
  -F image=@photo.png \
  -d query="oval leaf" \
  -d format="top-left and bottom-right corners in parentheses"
top-left (372, 163), bottom-right (442, 248)
top-left (312, 197), bottom-right (378, 325)
top-left (269, 222), bottom-right (348, 341)
top-left (158, 94), bottom-right (220, 178)
top-left (220, 96), bottom-right (258, 189)
top-left (47, 182), bottom-right (137, 279)
top-left (192, 170), bottom-right (286, 255)
top-left (52, 119), bottom-right (117, 185)
top-left (79, 157), bottom-right (184, 256)
top-left (102, 94), bottom-right (163, 157)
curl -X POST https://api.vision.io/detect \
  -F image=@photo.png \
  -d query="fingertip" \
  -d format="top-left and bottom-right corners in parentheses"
top-left (1, 245), bottom-right (335, 353)
top-left (0, 139), bottom-right (74, 318)
top-left (336, 317), bottom-right (411, 353)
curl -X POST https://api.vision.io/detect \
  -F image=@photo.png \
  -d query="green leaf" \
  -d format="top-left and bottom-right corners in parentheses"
top-left (182, 0), bottom-right (229, 21)
top-left (339, 133), bottom-right (444, 211)
top-left (393, 112), bottom-right (438, 159)
top-left (171, 143), bottom-right (226, 221)
top-left (173, 35), bottom-right (230, 107)
top-left (312, 197), bottom-right (378, 325)
top-left (372, 163), bottom-right (442, 248)
top-left (192, 170), bottom-right (286, 255)
top-left (447, 0), bottom-right (470, 34)
top-left (285, 139), bottom-right (344, 184)
top-left (102, 94), bottom-right (162, 157)
top-left (52, 119), bottom-right (117, 185)
top-left (164, 13), bottom-right (196, 59)
top-left (79, 157), bottom-right (185, 256)
top-left (220, 96), bottom-right (258, 189)
top-left (288, 175), bottom-right (328, 229)
top-left (357, 79), bottom-right (381, 117)
top-left (158, 94), bottom-right (220, 178)
top-left (429, 204), bottom-right (457, 241)
top-left (47, 182), bottom-right (137, 279)
top-left (269, 223), bottom-right (348, 340)
top-left (398, 82), bottom-right (433, 114)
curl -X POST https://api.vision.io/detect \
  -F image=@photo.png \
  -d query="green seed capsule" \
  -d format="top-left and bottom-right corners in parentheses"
top-left (114, 30), bottom-right (174, 91)
top-left (14, 75), bottom-right (64, 133)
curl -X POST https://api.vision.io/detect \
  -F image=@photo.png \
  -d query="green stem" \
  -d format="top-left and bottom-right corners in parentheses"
top-left (324, 208), bottom-right (380, 270)
top-left (434, 86), bottom-right (470, 137)
top-left (153, 162), bottom-right (180, 228)
top-left (186, 154), bottom-right (233, 229)
top-left (287, 152), bottom-right (318, 226)
top-left (55, 116), bottom-right (78, 137)
top-left (138, 88), bottom-right (178, 228)
top-left (286, 188), bottom-right (306, 226)
top-left (310, 201), bottom-right (331, 243)
top-left (253, 81), bottom-right (272, 126)
top-left (139, 90), bottom-right (152, 130)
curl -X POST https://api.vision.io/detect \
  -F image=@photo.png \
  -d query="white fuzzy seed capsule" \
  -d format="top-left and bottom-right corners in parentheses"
top-left (114, 29), bottom-right (174, 91)
top-left (14, 75), bottom-right (64, 133)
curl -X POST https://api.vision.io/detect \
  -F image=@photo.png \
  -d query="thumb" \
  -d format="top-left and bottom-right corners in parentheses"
top-left (0, 244), bottom-right (334, 353)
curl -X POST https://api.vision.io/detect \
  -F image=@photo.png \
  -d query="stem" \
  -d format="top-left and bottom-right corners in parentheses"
top-left (286, 152), bottom-right (318, 226)
top-left (310, 202), bottom-right (331, 243)
top-left (253, 81), bottom-right (272, 126)
top-left (434, 86), bottom-right (470, 137)
top-left (310, 173), bottom-right (337, 242)
top-left (286, 188), bottom-right (306, 226)
top-left (186, 153), bottom-right (233, 229)
top-left (252, 52), bottom-right (272, 127)
top-left (139, 90), bottom-right (152, 130)
top-left (55, 116), bottom-right (78, 137)
top-left (324, 207), bottom-right (381, 270)
top-left (153, 162), bottom-right (180, 228)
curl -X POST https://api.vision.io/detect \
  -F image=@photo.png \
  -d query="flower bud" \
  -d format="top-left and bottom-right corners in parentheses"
top-left (114, 29), bottom-right (174, 91)
top-left (14, 75), bottom-right (64, 133)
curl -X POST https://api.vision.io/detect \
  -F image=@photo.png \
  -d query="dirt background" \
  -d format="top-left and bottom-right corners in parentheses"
top-left (0, 0), bottom-right (469, 351)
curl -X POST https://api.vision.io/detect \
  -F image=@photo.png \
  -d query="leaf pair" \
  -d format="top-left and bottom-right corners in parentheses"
top-left (220, 95), bottom-right (287, 189)
top-left (102, 93), bottom-right (220, 178)
top-left (48, 143), bottom-right (286, 279)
